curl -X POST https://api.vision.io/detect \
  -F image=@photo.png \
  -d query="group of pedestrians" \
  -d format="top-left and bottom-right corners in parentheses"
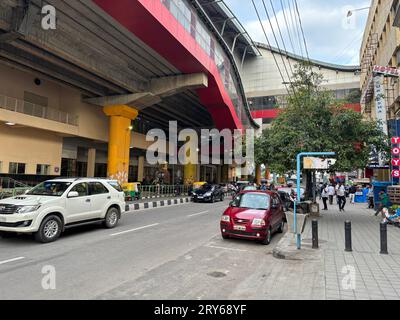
top-left (320, 182), bottom-right (349, 212)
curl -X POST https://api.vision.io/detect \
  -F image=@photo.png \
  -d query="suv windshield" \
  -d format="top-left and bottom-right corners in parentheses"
top-left (27, 181), bottom-right (71, 197)
top-left (234, 193), bottom-right (270, 210)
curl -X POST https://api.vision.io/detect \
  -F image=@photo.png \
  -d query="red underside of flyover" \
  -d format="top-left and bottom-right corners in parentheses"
top-left (251, 104), bottom-right (361, 120)
top-left (251, 109), bottom-right (280, 119)
top-left (93, 0), bottom-right (243, 130)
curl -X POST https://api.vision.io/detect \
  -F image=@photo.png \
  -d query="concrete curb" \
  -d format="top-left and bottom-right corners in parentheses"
top-left (273, 232), bottom-right (322, 261)
top-left (125, 197), bottom-right (192, 212)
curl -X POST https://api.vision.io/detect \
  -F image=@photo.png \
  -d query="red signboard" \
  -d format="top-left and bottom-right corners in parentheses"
top-left (373, 65), bottom-right (400, 77)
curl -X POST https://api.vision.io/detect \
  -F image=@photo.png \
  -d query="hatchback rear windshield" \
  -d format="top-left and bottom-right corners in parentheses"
top-left (235, 193), bottom-right (270, 210)
top-left (27, 181), bottom-right (71, 197)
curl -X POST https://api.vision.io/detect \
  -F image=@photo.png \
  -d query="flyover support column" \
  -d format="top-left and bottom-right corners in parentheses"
top-left (103, 105), bottom-right (139, 184)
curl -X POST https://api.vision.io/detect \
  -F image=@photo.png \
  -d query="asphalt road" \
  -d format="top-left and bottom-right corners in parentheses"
top-left (0, 200), bottom-right (285, 300)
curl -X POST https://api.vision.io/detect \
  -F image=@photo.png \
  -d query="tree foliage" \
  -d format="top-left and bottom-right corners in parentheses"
top-left (255, 63), bottom-right (390, 175)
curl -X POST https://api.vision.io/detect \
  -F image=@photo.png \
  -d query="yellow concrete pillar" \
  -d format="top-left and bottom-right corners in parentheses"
top-left (184, 164), bottom-right (197, 185)
top-left (103, 105), bottom-right (138, 184)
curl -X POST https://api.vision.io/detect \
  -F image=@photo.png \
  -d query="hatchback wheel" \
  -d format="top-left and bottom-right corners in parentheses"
top-left (104, 207), bottom-right (120, 229)
top-left (34, 215), bottom-right (62, 243)
top-left (277, 220), bottom-right (285, 233)
top-left (261, 227), bottom-right (272, 245)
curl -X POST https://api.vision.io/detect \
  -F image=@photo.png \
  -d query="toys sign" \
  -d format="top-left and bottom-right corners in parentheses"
top-left (392, 137), bottom-right (400, 178)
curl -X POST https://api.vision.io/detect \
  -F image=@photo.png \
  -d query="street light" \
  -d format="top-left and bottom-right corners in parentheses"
top-left (347, 7), bottom-right (370, 17)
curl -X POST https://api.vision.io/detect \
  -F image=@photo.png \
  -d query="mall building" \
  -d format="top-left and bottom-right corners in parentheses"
top-left (0, 0), bottom-right (361, 186)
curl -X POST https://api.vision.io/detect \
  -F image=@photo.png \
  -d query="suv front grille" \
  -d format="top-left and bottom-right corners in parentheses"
top-left (0, 204), bottom-right (17, 215)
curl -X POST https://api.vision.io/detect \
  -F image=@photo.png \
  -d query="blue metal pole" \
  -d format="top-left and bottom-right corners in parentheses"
top-left (294, 152), bottom-right (336, 250)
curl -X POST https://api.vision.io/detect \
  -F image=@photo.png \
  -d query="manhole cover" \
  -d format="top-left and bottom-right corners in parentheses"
top-left (207, 271), bottom-right (227, 278)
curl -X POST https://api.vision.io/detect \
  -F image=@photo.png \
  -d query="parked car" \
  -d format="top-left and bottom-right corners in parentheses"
top-left (277, 190), bottom-right (292, 212)
top-left (219, 184), bottom-right (228, 193)
top-left (220, 190), bottom-right (285, 245)
top-left (192, 184), bottom-right (224, 203)
top-left (0, 178), bottom-right (126, 243)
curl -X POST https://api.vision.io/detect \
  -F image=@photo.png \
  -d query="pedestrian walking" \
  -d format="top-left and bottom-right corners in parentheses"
top-left (349, 185), bottom-right (357, 204)
top-left (321, 184), bottom-right (329, 210)
top-left (337, 182), bottom-right (346, 212)
top-left (367, 185), bottom-right (374, 209)
top-left (375, 190), bottom-right (390, 217)
top-left (328, 184), bottom-right (335, 205)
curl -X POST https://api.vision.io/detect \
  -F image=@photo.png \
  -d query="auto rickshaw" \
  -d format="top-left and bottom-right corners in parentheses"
top-left (122, 182), bottom-right (141, 201)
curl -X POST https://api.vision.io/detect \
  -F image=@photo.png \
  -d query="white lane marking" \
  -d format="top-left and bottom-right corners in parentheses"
top-left (110, 223), bottom-right (159, 237)
top-left (0, 257), bottom-right (25, 266)
top-left (205, 245), bottom-right (249, 253)
top-left (187, 211), bottom-right (209, 217)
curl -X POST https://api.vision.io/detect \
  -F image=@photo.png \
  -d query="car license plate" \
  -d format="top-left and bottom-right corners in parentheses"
top-left (234, 225), bottom-right (246, 231)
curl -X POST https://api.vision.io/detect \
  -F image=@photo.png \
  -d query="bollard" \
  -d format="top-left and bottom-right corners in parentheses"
top-left (380, 222), bottom-right (388, 255)
top-left (344, 221), bottom-right (352, 252)
top-left (312, 219), bottom-right (319, 249)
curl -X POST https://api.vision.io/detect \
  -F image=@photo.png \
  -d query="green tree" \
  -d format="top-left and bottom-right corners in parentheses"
top-left (255, 63), bottom-right (389, 199)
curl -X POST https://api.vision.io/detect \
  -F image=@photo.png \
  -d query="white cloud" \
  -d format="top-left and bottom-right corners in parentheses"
top-left (226, 0), bottom-right (371, 65)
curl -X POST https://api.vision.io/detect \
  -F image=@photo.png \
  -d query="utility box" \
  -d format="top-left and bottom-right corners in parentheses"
top-left (285, 211), bottom-right (308, 234)
top-left (309, 202), bottom-right (320, 216)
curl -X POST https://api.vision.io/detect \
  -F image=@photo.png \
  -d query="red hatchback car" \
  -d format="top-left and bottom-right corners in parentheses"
top-left (220, 190), bottom-right (286, 245)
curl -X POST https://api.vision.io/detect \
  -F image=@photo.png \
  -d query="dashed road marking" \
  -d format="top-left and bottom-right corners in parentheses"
top-left (110, 224), bottom-right (159, 237)
top-left (0, 257), bottom-right (25, 266)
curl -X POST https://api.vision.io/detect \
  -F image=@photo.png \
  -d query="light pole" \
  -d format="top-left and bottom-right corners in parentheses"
top-left (347, 7), bottom-right (370, 17)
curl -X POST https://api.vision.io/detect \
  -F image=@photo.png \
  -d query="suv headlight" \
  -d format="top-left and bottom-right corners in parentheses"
top-left (252, 218), bottom-right (266, 227)
top-left (15, 205), bottom-right (41, 214)
top-left (205, 192), bottom-right (212, 197)
top-left (221, 215), bottom-right (230, 222)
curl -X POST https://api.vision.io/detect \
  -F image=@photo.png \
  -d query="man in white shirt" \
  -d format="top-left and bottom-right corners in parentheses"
top-left (328, 184), bottom-right (335, 205)
top-left (337, 183), bottom-right (346, 212)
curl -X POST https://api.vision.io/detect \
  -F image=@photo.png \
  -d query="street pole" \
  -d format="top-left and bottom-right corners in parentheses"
top-left (295, 152), bottom-right (336, 250)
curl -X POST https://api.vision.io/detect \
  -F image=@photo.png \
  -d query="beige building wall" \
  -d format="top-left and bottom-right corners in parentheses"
top-left (360, 0), bottom-right (400, 120)
top-left (242, 45), bottom-right (360, 98)
top-left (0, 123), bottom-right (62, 175)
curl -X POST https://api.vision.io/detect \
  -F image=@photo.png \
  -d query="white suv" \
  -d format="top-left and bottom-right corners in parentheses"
top-left (0, 178), bottom-right (126, 243)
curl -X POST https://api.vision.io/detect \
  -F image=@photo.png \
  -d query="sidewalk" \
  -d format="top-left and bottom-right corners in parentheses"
top-left (300, 200), bottom-right (400, 300)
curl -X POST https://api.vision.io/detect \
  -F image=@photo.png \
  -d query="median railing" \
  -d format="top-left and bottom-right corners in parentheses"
top-left (0, 177), bottom-right (32, 199)
top-left (139, 185), bottom-right (191, 198)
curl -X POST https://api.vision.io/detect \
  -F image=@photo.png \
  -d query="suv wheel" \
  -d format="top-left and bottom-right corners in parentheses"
top-left (104, 207), bottom-right (120, 229)
top-left (34, 215), bottom-right (62, 243)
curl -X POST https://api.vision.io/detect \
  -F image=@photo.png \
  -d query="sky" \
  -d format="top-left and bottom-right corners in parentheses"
top-left (224, 0), bottom-right (371, 66)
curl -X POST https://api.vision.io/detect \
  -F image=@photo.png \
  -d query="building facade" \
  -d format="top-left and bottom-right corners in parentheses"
top-left (360, 0), bottom-right (400, 180)
top-left (241, 43), bottom-right (361, 130)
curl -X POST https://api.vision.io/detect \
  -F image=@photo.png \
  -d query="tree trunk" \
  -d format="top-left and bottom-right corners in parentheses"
top-left (304, 170), bottom-right (313, 201)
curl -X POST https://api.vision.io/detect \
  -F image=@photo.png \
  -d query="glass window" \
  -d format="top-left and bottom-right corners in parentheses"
top-left (70, 183), bottom-right (89, 197)
top-left (236, 193), bottom-right (270, 210)
top-left (9, 162), bottom-right (25, 174)
top-left (89, 182), bottom-right (109, 195)
top-left (107, 181), bottom-right (123, 192)
top-left (27, 181), bottom-right (71, 197)
top-left (36, 164), bottom-right (50, 175)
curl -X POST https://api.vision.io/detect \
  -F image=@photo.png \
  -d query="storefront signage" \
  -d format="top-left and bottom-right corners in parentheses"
top-left (373, 65), bottom-right (400, 77)
top-left (392, 137), bottom-right (400, 178)
top-left (303, 157), bottom-right (336, 170)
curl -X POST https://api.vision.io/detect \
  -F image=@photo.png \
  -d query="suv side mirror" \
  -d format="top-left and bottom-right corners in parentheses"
top-left (68, 191), bottom-right (79, 198)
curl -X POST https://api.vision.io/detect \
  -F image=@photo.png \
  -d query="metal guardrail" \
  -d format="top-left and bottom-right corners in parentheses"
top-left (0, 187), bottom-right (31, 200)
top-left (0, 94), bottom-right (79, 126)
top-left (139, 185), bottom-right (191, 198)
top-left (0, 177), bottom-right (32, 200)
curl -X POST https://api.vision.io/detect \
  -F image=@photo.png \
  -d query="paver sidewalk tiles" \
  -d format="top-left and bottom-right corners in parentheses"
top-left (302, 200), bottom-right (400, 300)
